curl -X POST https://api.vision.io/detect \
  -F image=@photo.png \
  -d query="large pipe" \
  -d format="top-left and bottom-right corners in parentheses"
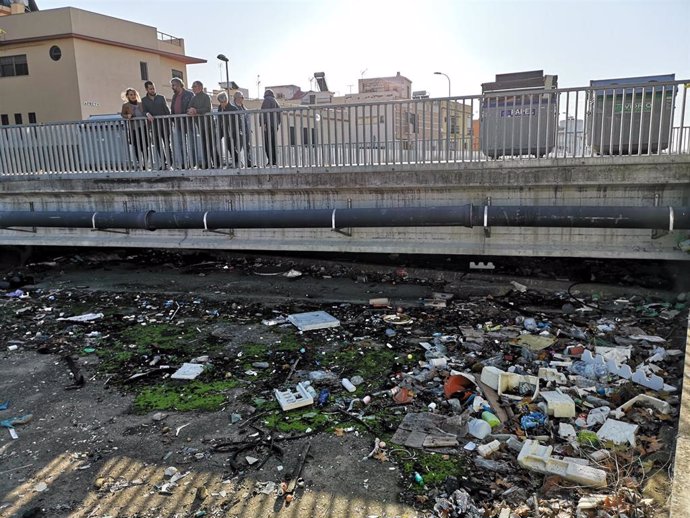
top-left (0, 211), bottom-right (155, 229)
top-left (0, 205), bottom-right (687, 231)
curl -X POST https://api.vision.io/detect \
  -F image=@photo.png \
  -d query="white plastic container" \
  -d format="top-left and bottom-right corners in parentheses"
top-left (468, 418), bottom-right (491, 440)
top-left (341, 378), bottom-right (357, 393)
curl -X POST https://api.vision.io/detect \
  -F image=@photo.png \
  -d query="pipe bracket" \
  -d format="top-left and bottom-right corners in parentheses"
top-left (483, 198), bottom-right (491, 238)
top-left (90, 212), bottom-right (130, 235)
top-left (331, 209), bottom-right (352, 237)
top-left (202, 211), bottom-right (235, 238)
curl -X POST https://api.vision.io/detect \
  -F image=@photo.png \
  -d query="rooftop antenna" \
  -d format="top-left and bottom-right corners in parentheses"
top-left (360, 68), bottom-right (367, 78)
top-left (256, 74), bottom-right (261, 99)
top-left (347, 84), bottom-right (353, 93)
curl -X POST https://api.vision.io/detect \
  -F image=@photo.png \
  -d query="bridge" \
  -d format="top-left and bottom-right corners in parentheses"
top-left (1, 79), bottom-right (689, 259)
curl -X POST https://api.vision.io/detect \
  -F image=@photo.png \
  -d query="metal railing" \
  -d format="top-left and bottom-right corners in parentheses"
top-left (0, 79), bottom-right (688, 176)
top-left (156, 31), bottom-right (183, 46)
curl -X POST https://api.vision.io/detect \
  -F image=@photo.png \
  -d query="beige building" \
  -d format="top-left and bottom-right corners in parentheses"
top-left (0, 5), bottom-right (205, 124)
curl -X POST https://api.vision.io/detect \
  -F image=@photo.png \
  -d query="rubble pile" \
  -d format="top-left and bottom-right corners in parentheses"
top-left (0, 251), bottom-right (687, 517)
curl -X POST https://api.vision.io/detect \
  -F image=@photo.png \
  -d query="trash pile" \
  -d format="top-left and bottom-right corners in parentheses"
top-left (350, 290), bottom-right (685, 517)
top-left (0, 252), bottom-right (688, 517)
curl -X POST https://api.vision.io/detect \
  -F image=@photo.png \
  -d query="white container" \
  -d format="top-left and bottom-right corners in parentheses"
top-left (428, 357), bottom-right (448, 368)
top-left (477, 439), bottom-right (501, 458)
top-left (468, 418), bottom-right (491, 440)
top-left (341, 378), bottom-right (357, 393)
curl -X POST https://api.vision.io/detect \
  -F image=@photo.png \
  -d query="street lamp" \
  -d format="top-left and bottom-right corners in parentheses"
top-left (217, 54), bottom-right (230, 95)
top-left (434, 71), bottom-right (451, 97)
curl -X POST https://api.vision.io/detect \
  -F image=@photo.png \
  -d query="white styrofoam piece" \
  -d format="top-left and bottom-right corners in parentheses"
top-left (629, 334), bottom-right (666, 343)
top-left (581, 349), bottom-right (675, 391)
top-left (577, 495), bottom-right (609, 510)
top-left (479, 366), bottom-right (502, 391)
top-left (594, 346), bottom-right (631, 363)
top-left (630, 370), bottom-right (676, 392)
top-left (558, 423), bottom-right (577, 440)
top-left (596, 418), bottom-right (638, 447)
top-left (517, 440), bottom-right (607, 488)
top-left (541, 391), bottom-right (576, 418)
top-left (612, 394), bottom-right (672, 419)
top-left (287, 311), bottom-right (340, 331)
top-left (480, 366), bottom-right (539, 400)
top-left (274, 382), bottom-right (314, 411)
top-left (170, 363), bottom-right (205, 380)
top-left (477, 439), bottom-right (501, 458)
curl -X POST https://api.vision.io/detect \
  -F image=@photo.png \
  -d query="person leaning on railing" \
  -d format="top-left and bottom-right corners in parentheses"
top-left (215, 91), bottom-right (239, 168)
top-left (169, 77), bottom-right (194, 169)
top-left (187, 80), bottom-right (214, 169)
top-left (231, 91), bottom-right (254, 167)
top-left (120, 87), bottom-right (150, 170)
top-left (142, 81), bottom-right (172, 170)
top-left (260, 89), bottom-right (280, 166)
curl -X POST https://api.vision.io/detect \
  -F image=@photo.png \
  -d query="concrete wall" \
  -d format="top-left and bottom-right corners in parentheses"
top-left (0, 156), bottom-right (688, 259)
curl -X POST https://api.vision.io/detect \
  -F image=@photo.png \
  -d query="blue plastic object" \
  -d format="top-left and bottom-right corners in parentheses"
top-left (520, 412), bottom-right (547, 430)
top-left (317, 389), bottom-right (329, 407)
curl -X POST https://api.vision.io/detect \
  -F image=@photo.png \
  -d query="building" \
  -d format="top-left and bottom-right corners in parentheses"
top-left (0, 5), bottom-right (205, 124)
top-left (358, 72), bottom-right (412, 99)
top-left (0, 0), bottom-right (39, 15)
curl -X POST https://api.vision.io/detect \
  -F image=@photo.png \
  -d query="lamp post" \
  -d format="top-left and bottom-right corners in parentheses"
top-left (434, 71), bottom-right (451, 97)
top-left (217, 54), bottom-right (230, 95)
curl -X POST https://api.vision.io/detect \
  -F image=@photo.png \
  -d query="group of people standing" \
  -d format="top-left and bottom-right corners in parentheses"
top-left (120, 78), bottom-right (281, 170)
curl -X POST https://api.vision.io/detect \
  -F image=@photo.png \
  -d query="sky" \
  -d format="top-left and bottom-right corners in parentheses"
top-left (38, 0), bottom-right (690, 99)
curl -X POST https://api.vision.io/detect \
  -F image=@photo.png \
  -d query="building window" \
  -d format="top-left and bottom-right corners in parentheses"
top-left (1, 114), bottom-right (8, 126)
top-left (28, 112), bottom-right (37, 124)
top-left (14, 113), bottom-right (23, 125)
top-left (0, 54), bottom-right (29, 77)
top-left (140, 62), bottom-right (149, 81)
top-left (49, 45), bottom-right (62, 61)
top-left (289, 126), bottom-right (296, 146)
top-left (379, 115), bottom-right (385, 124)
top-left (171, 69), bottom-right (183, 80)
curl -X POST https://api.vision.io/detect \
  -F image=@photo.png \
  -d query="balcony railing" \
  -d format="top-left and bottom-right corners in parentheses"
top-left (0, 80), bottom-right (688, 176)
top-left (156, 31), bottom-right (182, 46)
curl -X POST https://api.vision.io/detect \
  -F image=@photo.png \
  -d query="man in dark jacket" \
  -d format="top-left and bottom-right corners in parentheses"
top-left (142, 81), bottom-right (172, 169)
top-left (169, 77), bottom-right (194, 168)
top-left (260, 89), bottom-right (280, 166)
top-left (230, 91), bottom-right (253, 167)
top-left (215, 91), bottom-right (239, 167)
top-left (187, 80), bottom-right (214, 168)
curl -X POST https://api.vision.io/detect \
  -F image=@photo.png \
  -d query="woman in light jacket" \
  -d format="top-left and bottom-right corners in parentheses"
top-left (121, 88), bottom-right (149, 169)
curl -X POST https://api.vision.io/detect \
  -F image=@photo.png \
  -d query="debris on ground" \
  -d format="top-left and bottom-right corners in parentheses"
top-left (0, 250), bottom-right (687, 517)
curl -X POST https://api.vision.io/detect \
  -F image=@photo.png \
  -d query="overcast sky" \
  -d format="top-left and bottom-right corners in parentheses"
top-left (38, 0), bottom-right (690, 99)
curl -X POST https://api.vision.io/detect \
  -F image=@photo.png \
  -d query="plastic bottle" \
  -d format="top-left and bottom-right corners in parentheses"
top-left (317, 389), bottom-right (329, 406)
top-left (301, 381), bottom-right (317, 399)
top-left (341, 378), bottom-right (356, 393)
top-left (523, 318), bottom-right (538, 332)
top-left (481, 411), bottom-right (501, 429)
top-left (413, 472), bottom-right (424, 485)
top-left (468, 418), bottom-right (491, 439)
